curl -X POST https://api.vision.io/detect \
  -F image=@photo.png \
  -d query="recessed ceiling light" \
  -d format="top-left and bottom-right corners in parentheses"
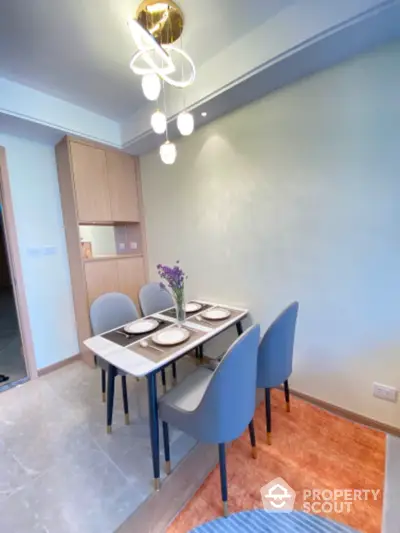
top-left (201, 112), bottom-right (207, 117)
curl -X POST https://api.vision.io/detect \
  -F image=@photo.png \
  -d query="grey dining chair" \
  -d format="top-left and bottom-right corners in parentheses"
top-left (90, 292), bottom-right (139, 433)
top-left (139, 282), bottom-right (177, 390)
top-left (159, 324), bottom-right (261, 517)
top-left (257, 302), bottom-right (299, 445)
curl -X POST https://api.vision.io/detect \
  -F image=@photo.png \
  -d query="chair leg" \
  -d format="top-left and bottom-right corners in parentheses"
top-left (101, 368), bottom-right (106, 403)
top-left (172, 362), bottom-right (177, 385)
top-left (218, 443), bottom-right (229, 517)
top-left (162, 421), bottom-right (171, 474)
top-left (265, 388), bottom-right (272, 445)
top-left (106, 364), bottom-right (117, 434)
top-left (284, 379), bottom-right (291, 412)
top-left (161, 369), bottom-right (167, 393)
top-left (199, 345), bottom-right (204, 362)
top-left (121, 375), bottom-right (129, 425)
top-left (248, 420), bottom-right (257, 459)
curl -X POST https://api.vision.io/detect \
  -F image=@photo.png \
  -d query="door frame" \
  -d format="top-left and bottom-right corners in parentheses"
top-left (0, 146), bottom-right (37, 380)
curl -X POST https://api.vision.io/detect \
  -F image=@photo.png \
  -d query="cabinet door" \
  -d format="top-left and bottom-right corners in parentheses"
top-left (106, 151), bottom-right (140, 222)
top-left (117, 257), bottom-right (145, 310)
top-left (85, 260), bottom-right (119, 305)
top-left (70, 142), bottom-right (112, 222)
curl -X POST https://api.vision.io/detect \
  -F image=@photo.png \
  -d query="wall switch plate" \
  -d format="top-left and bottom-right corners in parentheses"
top-left (373, 382), bottom-right (398, 403)
top-left (129, 242), bottom-right (138, 250)
top-left (43, 245), bottom-right (57, 256)
top-left (118, 242), bottom-right (126, 250)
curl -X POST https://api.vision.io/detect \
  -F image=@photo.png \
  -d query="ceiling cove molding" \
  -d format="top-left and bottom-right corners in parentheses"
top-left (0, 77), bottom-right (121, 147)
top-left (121, 0), bottom-right (400, 152)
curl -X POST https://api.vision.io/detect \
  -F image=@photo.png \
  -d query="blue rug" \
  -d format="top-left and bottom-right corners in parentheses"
top-left (189, 510), bottom-right (359, 532)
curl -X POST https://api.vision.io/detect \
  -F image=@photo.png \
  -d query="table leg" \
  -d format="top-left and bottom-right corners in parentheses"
top-left (236, 321), bottom-right (243, 336)
top-left (147, 372), bottom-right (160, 490)
top-left (106, 363), bottom-right (117, 434)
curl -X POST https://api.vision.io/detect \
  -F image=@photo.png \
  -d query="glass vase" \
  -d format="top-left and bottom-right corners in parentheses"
top-left (174, 297), bottom-right (186, 326)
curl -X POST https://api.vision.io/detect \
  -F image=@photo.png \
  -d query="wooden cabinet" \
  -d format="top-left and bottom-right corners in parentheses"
top-left (55, 136), bottom-right (148, 367)
top-left (106, 151), bottom-right (140, 222)
top-left (70, 142), bottom-right (111, 223)
top-left (117, 256), bottom-right (146, 309)
top-left (84, 257), bottom-right (146, 310)
top-left (84, 260), bottom-right (119, 305)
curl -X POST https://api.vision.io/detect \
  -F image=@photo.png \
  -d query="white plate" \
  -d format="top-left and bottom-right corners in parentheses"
top-left (201, 308), bottom-right (231, 321)
top-left (185, 302), bottom-right (202, 313)
top-left (152, 327), bottom-right (190, 346)
top-left (124, 318), bottom-right (159, 334)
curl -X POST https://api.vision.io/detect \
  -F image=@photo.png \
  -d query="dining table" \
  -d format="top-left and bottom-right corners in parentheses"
top-left (84, 300), bottom-right (248, 490)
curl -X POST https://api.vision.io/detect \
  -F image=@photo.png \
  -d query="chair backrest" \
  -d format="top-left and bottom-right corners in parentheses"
top-left (195, 324), bottom-right (260, 444)
top-left (90, 292), bottom-right (139, 335)
top-left (139, 282), bottom-right (174, 316)
top-left (257, 302), bottom-right (299, 389)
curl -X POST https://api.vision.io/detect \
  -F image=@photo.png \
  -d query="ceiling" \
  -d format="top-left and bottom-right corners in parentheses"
top-left (0, 0), bottom-right (399, 153)
top-left (0, 0), bottom-right (293, 120)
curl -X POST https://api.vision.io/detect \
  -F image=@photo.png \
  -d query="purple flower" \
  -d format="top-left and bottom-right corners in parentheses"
top-left (157, 261), bottom-right (187, 294)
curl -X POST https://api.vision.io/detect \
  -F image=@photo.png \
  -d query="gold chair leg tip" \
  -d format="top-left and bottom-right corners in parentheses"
top-left (153, 478), bottom-right (161, 491)
top-left (223, 501), bottom-right (229, 518)
top-left (286, 402), bottom-right (291, 413)
top-left (267, 432), bottom-right (272, 445)
top-left (165, 460), bottom-right (171, 475)
top-left (106, 425), bottom-right (112, 434)
top-left (124, 414), bottom-right (130, 425)
top-left (251, 447), bottom-right (258, 459)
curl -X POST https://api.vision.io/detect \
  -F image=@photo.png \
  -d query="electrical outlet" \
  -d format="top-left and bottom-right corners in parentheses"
top-left (129, 241), bottom-right (138, 250)
top-left (373, 383), bottom-right (398, 403)
top-left (118, 242), bottom-right (126, 250)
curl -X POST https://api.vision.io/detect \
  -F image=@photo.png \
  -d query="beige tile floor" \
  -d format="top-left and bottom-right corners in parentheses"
top-left (0, 359), bottom-right (197, 533)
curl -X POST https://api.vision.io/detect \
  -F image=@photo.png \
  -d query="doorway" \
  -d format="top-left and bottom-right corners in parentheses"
top-left (0, 146), bottom-right (36, 390)
top-left (0, 208), bottom-right (26, 387)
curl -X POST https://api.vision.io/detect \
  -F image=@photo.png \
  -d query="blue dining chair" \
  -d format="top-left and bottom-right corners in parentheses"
top-left (139, 282), bottom-right (178, 390)
top-left (139, 282), bottom-right (174, 316)
top-left (257, 302), bottom-right (299, 445)
top-left (158, 324), bottom-right (261, 517)
top-left (90, 292), bottom-right (139, 433)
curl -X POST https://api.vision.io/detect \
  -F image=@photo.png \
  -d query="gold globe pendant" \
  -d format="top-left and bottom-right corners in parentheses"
top-left (136, 0), bottom-right (184, 46)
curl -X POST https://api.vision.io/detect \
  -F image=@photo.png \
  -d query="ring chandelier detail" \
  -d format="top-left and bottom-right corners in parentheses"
top-left (129, 0), bottom-right (196, 164)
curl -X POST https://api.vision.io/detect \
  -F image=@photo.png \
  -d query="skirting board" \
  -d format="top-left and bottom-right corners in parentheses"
top-left (117, 443), bottom-right (218, 533)
top-left (37, 353), bottom-right (81, 377)
top-left (290, 388), bottom-right (400, 438)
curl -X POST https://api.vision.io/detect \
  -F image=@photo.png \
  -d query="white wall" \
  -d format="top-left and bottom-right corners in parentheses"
top-left (0, 134), bottom-right (78, 370)
top-left (141, 41), bottom-right (400, 428)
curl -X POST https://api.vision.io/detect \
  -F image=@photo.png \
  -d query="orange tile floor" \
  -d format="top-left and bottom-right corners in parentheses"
top-left (167, 390), bottom-right (385, 533)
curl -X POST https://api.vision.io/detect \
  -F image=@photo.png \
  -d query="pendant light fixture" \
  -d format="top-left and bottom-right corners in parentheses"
top-left (141, 73), bottom-right (161, 101)
top-left (177, 111), bottom-right (194, 136)
top-left (160, 141), bottom-right (177, 164)
top-left (129, 1), bottom-right (196, 164)
top-left (151, 109), bottom-right (167, 134)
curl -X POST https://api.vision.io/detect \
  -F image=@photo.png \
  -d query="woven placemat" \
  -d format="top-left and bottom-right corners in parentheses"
top-left (160, 302), bottom-right (212, 319)
top-left (101, 319), bottom-right (170, 347)
top-left (186, 308), bottom-right (244, 330)
top-left (129, 327), bottom-right (208, 363)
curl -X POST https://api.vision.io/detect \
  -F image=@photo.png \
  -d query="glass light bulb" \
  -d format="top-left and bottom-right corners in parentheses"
top-left (177, 111), bottom-right (194, 136)
top-left (160, 141), bottom-right (177, 165)
top-left (141, 73), bottom-right (161, 101)
top-left (151, 110), bottom-right (167, 134)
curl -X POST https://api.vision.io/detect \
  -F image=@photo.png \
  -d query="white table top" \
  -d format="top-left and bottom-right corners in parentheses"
top-left (84, 300), bottom-right (248, 378)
